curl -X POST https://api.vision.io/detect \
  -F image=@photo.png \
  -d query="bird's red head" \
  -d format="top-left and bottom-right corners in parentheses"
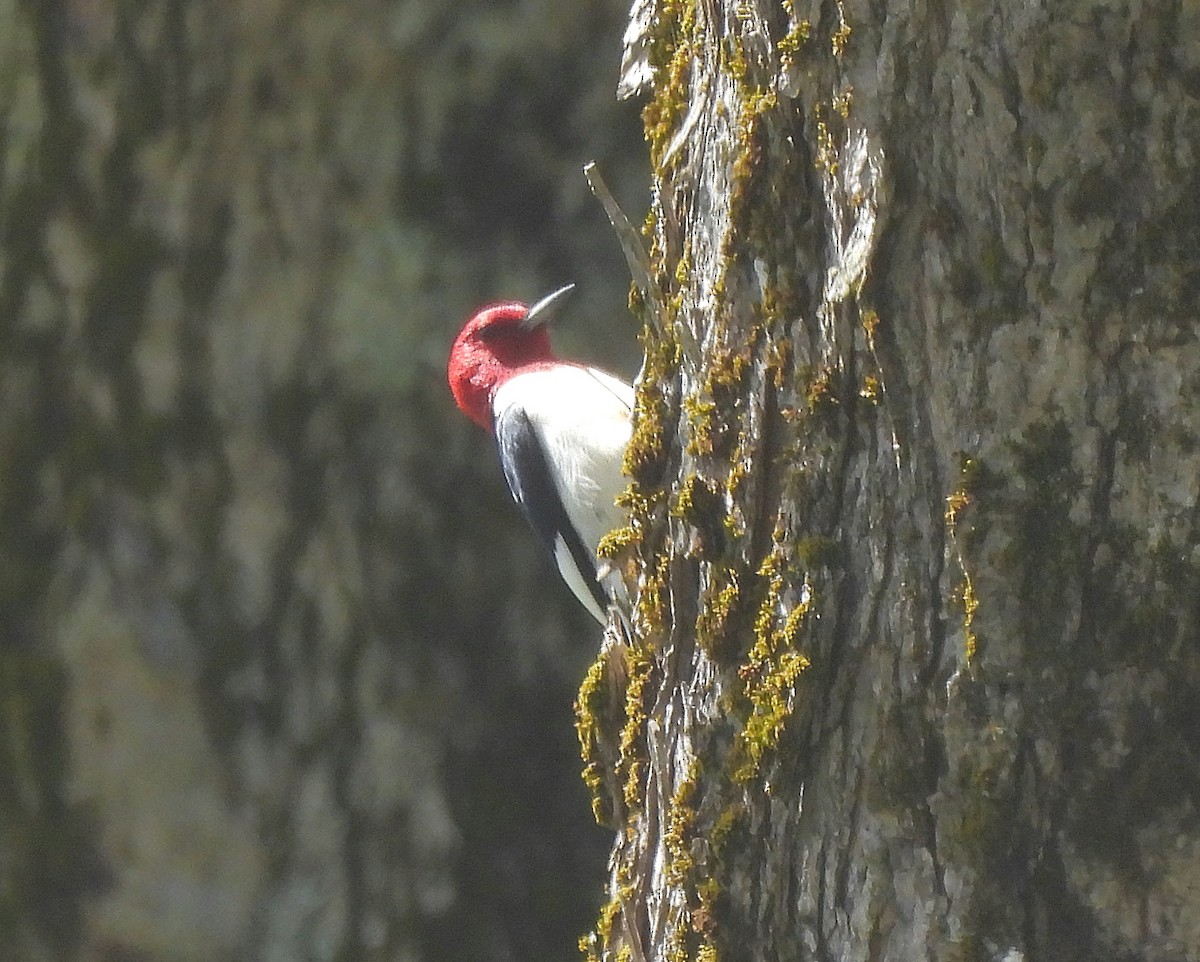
top-left (447, 284), bottom-right (573, 431)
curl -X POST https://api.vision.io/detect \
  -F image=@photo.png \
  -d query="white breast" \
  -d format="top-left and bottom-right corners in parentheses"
top-left (493, 365), bottom-right (633, 557)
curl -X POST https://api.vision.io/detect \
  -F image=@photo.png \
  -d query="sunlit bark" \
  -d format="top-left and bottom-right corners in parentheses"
top-left (583, 2), bottom-right (1200, 960)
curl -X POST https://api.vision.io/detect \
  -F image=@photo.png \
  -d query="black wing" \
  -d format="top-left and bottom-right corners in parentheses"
top-left (494, 404), bottom-right (608, 614)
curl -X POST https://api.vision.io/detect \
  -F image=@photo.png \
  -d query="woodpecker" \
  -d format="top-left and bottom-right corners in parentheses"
top-left (447, 284), bottom-right (632, 623)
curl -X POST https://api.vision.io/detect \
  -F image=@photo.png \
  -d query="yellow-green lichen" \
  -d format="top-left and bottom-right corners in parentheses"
top-left (724, 443), bottom-right (749, 497)
top-left (672, 473), bottom-right (727, 559)
top-left (642, 0), bottom-right (699, 171)
top-left (619, 640), bottom-right (656, 811)
top-left (692, 876), bottom-right (721, 937)
top-left (575, 648), bottom-right (624, 826)
top-left (831, 0), bottom-right (851, 57)
top-left (960, 573), bottom-right (979, 662)
top-left (777, 1), bottom-right (812, 65)
top-left (945, 495), bottom-right (977, 660)
top-left (696, 563), bottom-right (744, 661)
top-left (859, 373), bottom-right (880, 402)
top-left (730, 533), bottom-right (812, 783)
top-left (728, 88), bottom-right (778, 219)
top-left (597, 524), bottom-right (639, 561)
top-left (664, 758), bottom-right (702, 886)
top-left (684, 394), bottom-right (721, 457)
top-left (634, 543), bottom-right (671, 636)
top-left (723, 452), bottom-right (752, 536)
top-left (805, 365), bottom-right (842, 419)
top-left (733, 645), bottom-right (810, 783)
top-left (583, 838), bottom-right (639, 959)
top-left (833, 87), bottom-right (853, 119)
top-left (944, 456), bottom-right (994, 662)
top-left (665, 931), bottom-right (693, 962)
top-left (708, 800), bottom-right (747, 855)
top-left (861, 307), bottom-right (880, 344)
top-left (813, 110), bottom-right (839, 176)
top-left (764, 334), bottom-right (792, 392)
top-left (671, 473), bottom-right (720, 522)
top-left (622, 329), bottom-right (680, 481)
top-left (684, 337), bottom-right (755, 460)
top-left (722, 35), bottom-right (749, 81)
top-left (675, 239), bottom-right (694, 287)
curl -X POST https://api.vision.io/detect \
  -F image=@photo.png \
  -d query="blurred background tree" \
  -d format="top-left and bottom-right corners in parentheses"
top-left (0, 0), bottom-right (646, 959)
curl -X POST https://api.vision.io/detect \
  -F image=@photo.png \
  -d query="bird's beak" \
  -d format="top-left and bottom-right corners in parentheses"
top-left (520, 283), bottom-right (576, 331)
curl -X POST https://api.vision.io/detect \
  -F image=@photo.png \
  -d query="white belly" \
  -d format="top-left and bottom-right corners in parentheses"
top-left (493, 364), bottom-right (633, 557)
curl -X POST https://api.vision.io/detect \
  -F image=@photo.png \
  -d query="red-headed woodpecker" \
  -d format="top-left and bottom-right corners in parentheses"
top-left (447, 284), bottom-right (632, 623)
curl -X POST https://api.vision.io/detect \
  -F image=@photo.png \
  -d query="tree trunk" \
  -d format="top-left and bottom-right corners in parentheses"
top-left (581, 1), bottom-right (1200, 960)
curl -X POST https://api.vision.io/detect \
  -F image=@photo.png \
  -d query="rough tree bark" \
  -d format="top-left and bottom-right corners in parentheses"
top-left (579, 1), bottom-right (1200, 960)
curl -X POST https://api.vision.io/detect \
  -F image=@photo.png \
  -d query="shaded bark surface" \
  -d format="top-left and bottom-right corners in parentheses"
top-left (582, 1), bottom-right (1200, 960)
top-left (0, 1), bottom-right (646, 960)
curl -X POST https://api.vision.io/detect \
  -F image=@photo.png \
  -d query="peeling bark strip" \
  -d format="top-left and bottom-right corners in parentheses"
top-left (581, 1), bottom-right (1200, 960)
